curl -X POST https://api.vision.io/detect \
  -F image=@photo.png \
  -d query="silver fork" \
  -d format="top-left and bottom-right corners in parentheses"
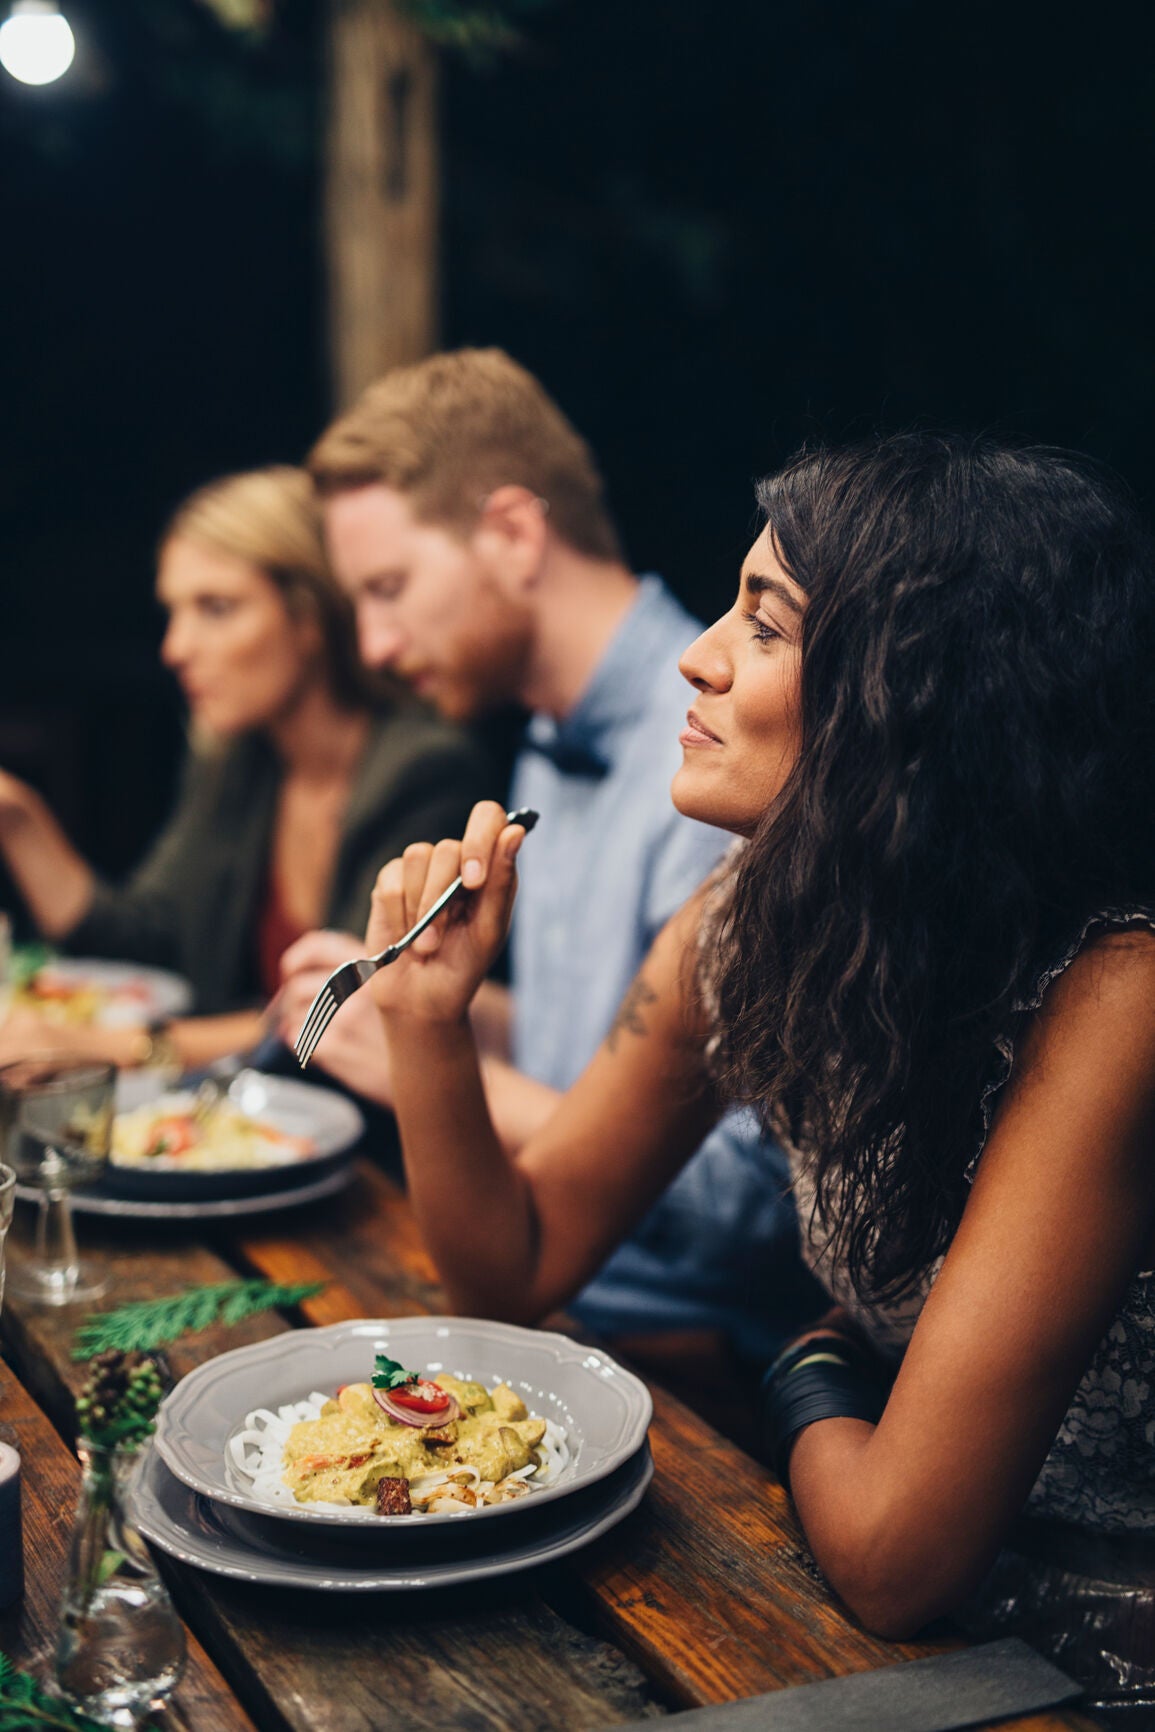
top-left (294, 808), bottom-right (538, 1069)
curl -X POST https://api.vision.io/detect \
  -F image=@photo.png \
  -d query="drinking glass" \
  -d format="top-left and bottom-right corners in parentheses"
top-left (0, 1162), bottom-right (15, 1315)
top-left (55, 1439), bottom-right (186, 1727)
top-left (0, 1059), bottom-right (114, 1306)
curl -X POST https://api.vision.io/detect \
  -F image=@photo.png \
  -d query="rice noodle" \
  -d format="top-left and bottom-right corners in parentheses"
top-left (227, 1386), bottom-right (572, 1517)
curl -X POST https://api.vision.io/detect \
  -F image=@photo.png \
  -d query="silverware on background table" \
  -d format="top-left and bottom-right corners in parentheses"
top-left (294, 808), bottom-right (538, 1068)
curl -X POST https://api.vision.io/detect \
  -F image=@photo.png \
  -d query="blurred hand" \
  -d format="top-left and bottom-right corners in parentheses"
top-left (0, 770), bottom-right (33, 833)
top-left (365, 802), bottom-right (527, 1026)
top-left (0, 1007), bottom-right (135, 1069)
top-left (278, 929), bottom-right (396, 1107)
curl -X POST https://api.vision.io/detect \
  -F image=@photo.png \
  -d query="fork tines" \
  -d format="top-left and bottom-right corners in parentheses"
top-left (294, 958), bottom-right (370, 1070)
top-left (294, 985), bottom-right (339, 1070)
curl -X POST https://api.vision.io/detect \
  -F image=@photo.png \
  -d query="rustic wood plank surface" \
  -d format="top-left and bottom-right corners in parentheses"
top-left (0, 1164), bottom-right (1100, 1730)
top-left (235, 1161), bottom-right (1097, 1732)
top-left (0, 1205), bottom-right (665, 1732)
top-left (0, 1354), bottom-right (255, 1732)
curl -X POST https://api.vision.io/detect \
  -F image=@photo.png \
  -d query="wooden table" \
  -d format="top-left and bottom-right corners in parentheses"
top-left (0, 1155), bottom-right (1097, 1732)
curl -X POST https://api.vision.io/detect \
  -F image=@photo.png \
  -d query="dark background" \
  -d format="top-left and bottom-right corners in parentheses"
top-left (2, 0), bottom-right (1151, 903)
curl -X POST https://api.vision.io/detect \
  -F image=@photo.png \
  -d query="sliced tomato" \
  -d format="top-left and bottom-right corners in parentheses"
top-left (29, 978), bottom-right (77, 1000)
top-left (387, 1380), bottom-right (451, 1415)
top-left (144, 1115), bottom-right (199, 1158)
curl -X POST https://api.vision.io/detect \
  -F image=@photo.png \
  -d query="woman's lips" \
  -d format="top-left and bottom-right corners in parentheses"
top-left (680, 709), bottom-right (723, 747)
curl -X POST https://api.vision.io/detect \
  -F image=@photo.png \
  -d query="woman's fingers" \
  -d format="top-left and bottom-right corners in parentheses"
top-left (368, 855), bottom-right (410, 955)
top-left (365, 801), bottom-right (531, 968)
top-left (461, 817), bottom-right (525, 956)
top-left (401, 842), bottom-right (435, 934)
top-left (460, 801), bottom-right (517, 889)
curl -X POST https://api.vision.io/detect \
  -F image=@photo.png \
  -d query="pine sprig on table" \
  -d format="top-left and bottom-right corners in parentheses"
top-left (0, 1649), bottom-right (108, 1730)
top-left (71, 1280), bottom-right (326, 1360)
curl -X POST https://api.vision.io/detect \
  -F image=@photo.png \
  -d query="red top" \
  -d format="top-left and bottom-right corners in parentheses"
top-left (257, 868), bottom-right (307, 1002)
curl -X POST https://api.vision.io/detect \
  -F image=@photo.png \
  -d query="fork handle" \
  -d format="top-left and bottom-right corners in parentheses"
top-left (373, 807), bottom-right (538, 966)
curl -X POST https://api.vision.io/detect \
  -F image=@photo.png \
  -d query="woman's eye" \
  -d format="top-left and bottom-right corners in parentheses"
top-left (198, 596), bottom-right (237, 619)
top-left (744, 611), bottom-right (780, 645)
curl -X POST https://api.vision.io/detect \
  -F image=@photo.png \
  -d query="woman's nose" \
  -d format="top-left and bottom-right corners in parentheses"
top-left (679, 617), bottom-right (732, 693)
top-left (160, 617), bottom-right (190, 668)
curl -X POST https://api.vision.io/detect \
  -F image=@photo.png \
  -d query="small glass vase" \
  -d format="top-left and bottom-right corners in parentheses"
top-left (55, 1440), bottom-right (186, 1729)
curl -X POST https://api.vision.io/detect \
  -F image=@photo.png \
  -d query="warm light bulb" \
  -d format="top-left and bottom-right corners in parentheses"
top-left (0, 1), bottom-right (75, 86)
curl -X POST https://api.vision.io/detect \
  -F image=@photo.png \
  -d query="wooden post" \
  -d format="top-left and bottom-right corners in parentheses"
top-left (323, 0), bottom-right (439, 408)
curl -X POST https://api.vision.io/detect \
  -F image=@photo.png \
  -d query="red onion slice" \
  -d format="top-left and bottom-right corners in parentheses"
top-left (372, 1384), bottom-right (460, 1429)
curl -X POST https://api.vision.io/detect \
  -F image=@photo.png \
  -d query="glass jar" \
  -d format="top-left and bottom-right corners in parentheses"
top-left (55, 1440), bottom-right (186, 1728)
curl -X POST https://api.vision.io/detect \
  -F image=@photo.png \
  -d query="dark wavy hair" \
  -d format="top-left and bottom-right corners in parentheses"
top-left (713, 434), bottom-right (1155, 1301)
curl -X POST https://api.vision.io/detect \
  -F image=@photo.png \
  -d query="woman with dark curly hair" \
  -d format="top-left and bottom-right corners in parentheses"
top-left (354, 434), bottom-right (1155, 1703)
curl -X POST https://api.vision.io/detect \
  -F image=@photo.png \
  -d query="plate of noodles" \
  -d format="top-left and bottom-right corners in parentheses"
top-left (153, 1317), bottom-right (653, 1530)
top-left (101, 1069), bottom-right (365, 1201)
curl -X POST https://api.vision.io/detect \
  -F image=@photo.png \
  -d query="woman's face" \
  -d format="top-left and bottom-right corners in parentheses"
top-left (157, 537), bottom-right (323, 737)
top-left (672, 524), bottom-right (805, 837)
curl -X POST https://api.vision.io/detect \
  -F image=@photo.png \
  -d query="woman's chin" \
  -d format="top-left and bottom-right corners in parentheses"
top-left (670, 765), bottom-right (746, 835)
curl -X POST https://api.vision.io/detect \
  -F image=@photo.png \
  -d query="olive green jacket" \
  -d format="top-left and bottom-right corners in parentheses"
top-left (64, 707), bottom-right (491, 1013)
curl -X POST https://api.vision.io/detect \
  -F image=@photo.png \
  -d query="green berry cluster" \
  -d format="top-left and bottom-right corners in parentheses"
top-left (75, 1349), bottom-right (165, 1450)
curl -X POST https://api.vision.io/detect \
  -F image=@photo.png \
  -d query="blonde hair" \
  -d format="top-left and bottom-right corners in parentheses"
top-left (308, 348), bottom-right (622, 563)
top-left (164, 466), bottom-right (385, 707)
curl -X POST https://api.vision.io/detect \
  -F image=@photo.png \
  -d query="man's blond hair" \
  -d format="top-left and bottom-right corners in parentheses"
top-left (308, 348), bottom-right (622, 563)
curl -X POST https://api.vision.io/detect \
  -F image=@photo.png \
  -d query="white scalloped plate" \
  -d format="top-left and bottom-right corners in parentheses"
top-left (154, 1317), bottom-right (653, 1530)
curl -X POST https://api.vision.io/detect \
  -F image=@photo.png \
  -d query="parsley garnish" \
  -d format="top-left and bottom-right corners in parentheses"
top-left (372, 1354), bottom-right (420, 1391)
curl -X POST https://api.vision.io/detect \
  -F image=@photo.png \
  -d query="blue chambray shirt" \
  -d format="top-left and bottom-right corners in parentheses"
top-left (509, 576), bottom-right (820, 1360)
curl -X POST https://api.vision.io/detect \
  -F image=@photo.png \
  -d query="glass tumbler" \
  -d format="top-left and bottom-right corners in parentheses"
top-left (0, 1058), bottom-right (114, 1306)
top-left (55, 1439), bottom-right (186, 1728)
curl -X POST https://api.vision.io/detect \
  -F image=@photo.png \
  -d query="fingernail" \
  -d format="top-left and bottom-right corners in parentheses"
top-left (462, 859), bottom-right (483, 887)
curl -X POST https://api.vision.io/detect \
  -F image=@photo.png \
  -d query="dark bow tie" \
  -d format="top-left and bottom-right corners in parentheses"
top-left (521, 729), bottom-right (608, 779)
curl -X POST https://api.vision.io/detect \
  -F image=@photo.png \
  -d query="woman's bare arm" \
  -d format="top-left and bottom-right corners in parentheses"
top-left (0, 772), bottom-right (94, 938)
top-left (0, 1007), bottom-right (266, 1072)
top-left (367, 802), bottom-right (721, 1321)
top-left (785, 931), bottom-right (1155, 1636)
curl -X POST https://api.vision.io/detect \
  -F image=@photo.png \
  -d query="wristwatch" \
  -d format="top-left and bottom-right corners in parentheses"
top-left (133, 1019), bottom-right (182, 1073)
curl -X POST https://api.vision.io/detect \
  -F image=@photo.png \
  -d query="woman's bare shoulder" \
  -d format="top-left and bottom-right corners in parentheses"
top-left (989, 921), bottom-right (1155, 1196)
top-left (1036, 921), bottom-right (1155, 1037)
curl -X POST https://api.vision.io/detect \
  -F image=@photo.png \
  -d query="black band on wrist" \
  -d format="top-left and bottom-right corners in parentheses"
top-left (760, 1353), bottom-right (885, 1489)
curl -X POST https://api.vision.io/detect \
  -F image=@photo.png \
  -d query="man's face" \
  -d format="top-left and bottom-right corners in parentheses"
top-left (323, 484), bottom-right (533, 722)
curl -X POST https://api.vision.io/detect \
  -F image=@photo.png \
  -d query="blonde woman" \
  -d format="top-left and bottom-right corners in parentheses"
top-left (0, 466), bottom-right (487, 1071)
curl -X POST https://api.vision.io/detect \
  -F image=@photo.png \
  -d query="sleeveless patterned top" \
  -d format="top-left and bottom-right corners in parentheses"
top-left (704, 869), bottom-right (1155, 1535)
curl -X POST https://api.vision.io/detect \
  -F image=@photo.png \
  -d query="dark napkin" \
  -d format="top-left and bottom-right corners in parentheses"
top-left (611, 1639), bottom-right (1080, 1731)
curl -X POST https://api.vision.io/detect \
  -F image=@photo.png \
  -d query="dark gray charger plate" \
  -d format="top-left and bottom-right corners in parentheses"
top-left (134, 1441), bottom-right (654, 1590)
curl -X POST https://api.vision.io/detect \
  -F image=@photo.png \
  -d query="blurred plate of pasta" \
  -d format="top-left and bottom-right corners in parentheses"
top-left (102, 1068), bottom-right (365, 1201)
top-left (10, 954), bottom-right (193, 1029)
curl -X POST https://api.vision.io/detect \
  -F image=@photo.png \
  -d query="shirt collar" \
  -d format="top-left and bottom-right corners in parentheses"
top-left (523, 575), bottom-right (677, 775)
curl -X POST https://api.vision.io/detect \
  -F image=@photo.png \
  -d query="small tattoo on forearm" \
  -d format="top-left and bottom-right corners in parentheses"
top-left (607, 974), bottom-right (658, 1052)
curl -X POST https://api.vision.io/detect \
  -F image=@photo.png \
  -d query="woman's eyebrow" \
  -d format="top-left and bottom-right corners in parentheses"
top-left (743, 571), bottom-right (805, 616)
